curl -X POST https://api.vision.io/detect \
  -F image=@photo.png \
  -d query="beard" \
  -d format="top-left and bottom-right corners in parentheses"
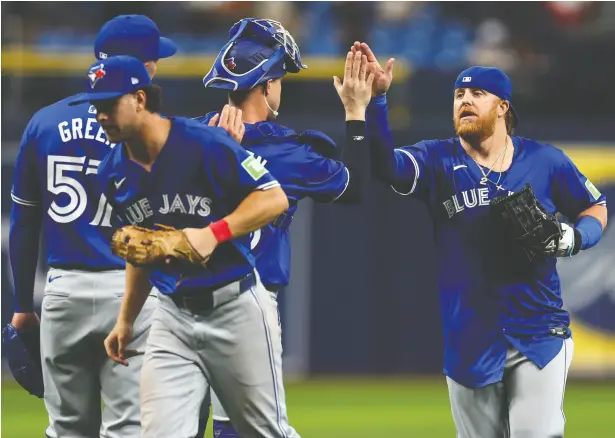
top-left (453, 105), bottom-right (498, 144)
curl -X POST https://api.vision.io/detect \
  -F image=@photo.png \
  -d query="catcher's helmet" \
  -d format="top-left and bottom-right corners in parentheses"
top-left (203, 18), bottom-right (307, 91)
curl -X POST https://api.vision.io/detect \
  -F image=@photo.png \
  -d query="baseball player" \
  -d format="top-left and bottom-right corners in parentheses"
top-left (78, 55), bottom-right (295, 438)
top-left (8, 15), bottom-right (177, 438)
top-left (354, 41), bottom-right (608, 437)
top-left (197, 18), bottom-right (373, 438)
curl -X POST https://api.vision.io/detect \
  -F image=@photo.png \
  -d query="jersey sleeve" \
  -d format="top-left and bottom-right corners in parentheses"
top-left (11, 119), bottom-right (42, 207)
top-left (280, 147), bottom-right (350, 203)
top-left (551, 149), bottom-right (607, 220)
top-left (10, 117), bottom-right (43, 312)
top-left (391, 142), bottom-right (431, 198)
top-left (205, 129), bottom-right (280, 196)
top-left (366, 95), bottom-right (431, 200)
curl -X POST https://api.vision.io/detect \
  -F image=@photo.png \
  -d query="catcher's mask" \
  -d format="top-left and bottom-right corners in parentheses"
top-left (203, 18), bottom-right (307, 91)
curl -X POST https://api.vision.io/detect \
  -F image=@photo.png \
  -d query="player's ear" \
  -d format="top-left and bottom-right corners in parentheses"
top-left (499, 99), bottom-right (509, 118)
top-left (135, 90), bottom-right (147, 111)
top-left (264, 80), bottom-right (273, 97)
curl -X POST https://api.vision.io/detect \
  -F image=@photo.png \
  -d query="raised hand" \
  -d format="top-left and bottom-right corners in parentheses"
top-left (351, 41), bottom-right (395, 97)
top-left (333, 51), bottom-right (375, 120)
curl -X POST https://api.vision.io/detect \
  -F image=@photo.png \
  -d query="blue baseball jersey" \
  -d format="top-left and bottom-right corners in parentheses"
top-left (11, 96), bottom-right (124, 270)
top-left (195, 114), bottom-right (349, 289)
top-left (98, 116), bottom-right (280, 294)
top-left (381, 134), bottom-right (606, 387)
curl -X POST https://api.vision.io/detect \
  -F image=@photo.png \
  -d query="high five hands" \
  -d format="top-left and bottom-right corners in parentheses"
top-left (350, 41), bottom-right (395, 97)
top-left (333, 50), bottom-right (375, 121)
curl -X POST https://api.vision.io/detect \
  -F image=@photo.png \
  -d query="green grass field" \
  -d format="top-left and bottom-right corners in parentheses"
top-left (2, 378), bottom-right (614, 437)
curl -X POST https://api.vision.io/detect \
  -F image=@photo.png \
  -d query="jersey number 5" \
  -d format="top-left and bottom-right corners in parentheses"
top-left (47, 155), bottom-right (113, 226)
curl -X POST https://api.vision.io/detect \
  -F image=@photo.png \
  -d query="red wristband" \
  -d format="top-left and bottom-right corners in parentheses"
top-left (209, 219), bottom-right (232, 243)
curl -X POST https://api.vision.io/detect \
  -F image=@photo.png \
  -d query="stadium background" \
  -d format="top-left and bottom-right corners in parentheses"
top-left (2, 1), bottom-right (614, 436)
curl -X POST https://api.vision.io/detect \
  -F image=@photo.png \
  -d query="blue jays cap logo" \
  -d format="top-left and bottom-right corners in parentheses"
top-left (226, 57), bottom-right (236, 70)
top-left (88, 64), bottom-right (106, 89)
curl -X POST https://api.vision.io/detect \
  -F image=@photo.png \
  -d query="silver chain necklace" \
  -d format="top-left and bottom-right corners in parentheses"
top-left (470, 137), bottom-right (508, 191)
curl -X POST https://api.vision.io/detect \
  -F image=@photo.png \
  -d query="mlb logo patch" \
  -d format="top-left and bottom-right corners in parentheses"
top-left (88, 64), bottom-right (106, 89)
top-left (225, 57), bottom-right (236, 70)
top-left (462, 76), bottom-right (472, 83)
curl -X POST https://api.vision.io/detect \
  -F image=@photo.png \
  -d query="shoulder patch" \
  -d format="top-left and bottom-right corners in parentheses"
top-left (585, 179), bottom-right (602, 201)
top-left (241, 155), bottom-right (269, 181)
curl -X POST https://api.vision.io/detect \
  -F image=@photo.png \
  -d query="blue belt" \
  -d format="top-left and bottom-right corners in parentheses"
top-left (171, 272), bottom-right (256, 312)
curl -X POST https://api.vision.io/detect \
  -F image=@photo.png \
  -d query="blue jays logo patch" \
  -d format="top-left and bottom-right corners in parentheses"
top-left (226, 57), bottom-right (236, 70)
top-left (88, 64), bottom-right (106, 89)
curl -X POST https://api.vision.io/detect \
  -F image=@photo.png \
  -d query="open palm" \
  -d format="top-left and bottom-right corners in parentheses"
top-left (351, 41), bottom-right (395, 97)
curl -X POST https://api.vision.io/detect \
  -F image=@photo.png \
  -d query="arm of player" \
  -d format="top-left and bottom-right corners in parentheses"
top-left (354, 41), bottom-right (430, 197)
top-left (329, 51), bottom-right (373, 204)
top-left (182, 187), bottom-right (288, 261)
top-left (367, 95), bottom-right (430, 196)
top-left (577, 204), bottom-right (607, 229)
top-left (9, 121), bottom-right (43, 330)
top-left (104, 263), bottom-right (152, 366)
top-left (350, 41), bottom-right (418, 192)
top-left (333, 121), bottom-right (369, 203)
top-left (182, 131), bottom-right (289, 260)
top-left (552, 150), bottom-right (608, 256)
top-left (224, 187), bottom-right (289, 236)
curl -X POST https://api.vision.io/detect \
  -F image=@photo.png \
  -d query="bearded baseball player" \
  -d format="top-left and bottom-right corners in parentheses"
top-left (7, 15), bottom-right (176, 438)
top-left (77, 55), bottom-right (296, 438)
top-left (354, 41), bottom-right (608, 437)
top-left (197, 18), bottom-right (372, 438)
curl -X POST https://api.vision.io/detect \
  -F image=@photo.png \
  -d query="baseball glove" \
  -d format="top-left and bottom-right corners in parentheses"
top-left (2, 323), bottom-right (44, 398)
top-left (111, 224), bottom-right (209, 267)
top-left (491, 184), bottom-right (563, 260)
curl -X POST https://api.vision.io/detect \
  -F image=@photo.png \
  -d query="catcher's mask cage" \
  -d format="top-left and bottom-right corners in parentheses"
top-left (203, 18), bottom-right (307, 91)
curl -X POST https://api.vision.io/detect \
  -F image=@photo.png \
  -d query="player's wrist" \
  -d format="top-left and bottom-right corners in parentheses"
top-left (346, 120), bottom-right (366, 137)
top-left (10, 312), bottom-right (39, 331)
top-left (345, 107), bottom-right (367, 121)
top-left (209, 219), bottom-right (232, 243)
top-left (571, 228), bottom-right (582, 255)
top-left (116, 313), bottom-right (136, 327)
top-left (370, 93), bottom-right (387, 107)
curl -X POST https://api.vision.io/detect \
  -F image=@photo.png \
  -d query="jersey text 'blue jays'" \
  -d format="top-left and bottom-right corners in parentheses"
top-left (98, 116), bottom-right (281, 294)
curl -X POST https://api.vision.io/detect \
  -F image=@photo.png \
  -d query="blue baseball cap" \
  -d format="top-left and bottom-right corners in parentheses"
top-left (69, 55), bottom-right (151, 106)
top-left (95, 15), bottom-right (178, 62)
top-left (454, 66), bottom-right (519, 127)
